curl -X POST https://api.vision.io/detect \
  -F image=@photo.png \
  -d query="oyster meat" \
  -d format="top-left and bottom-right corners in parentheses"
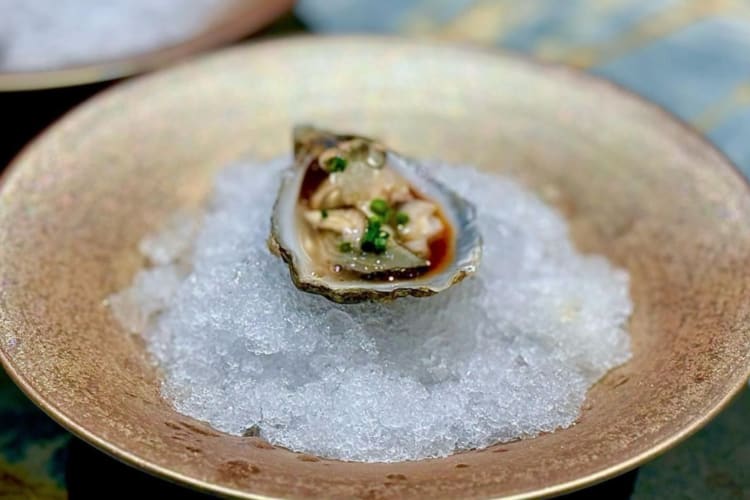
top-left (269, 126), bottom-right (482, 303)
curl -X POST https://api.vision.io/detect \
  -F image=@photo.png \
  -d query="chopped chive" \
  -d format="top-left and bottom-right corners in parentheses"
top-left (339, 241), bottom-right (352, 253)
top-left (370, 198), bottom-right (389, 216)
top-left (361, 217), bottom-right (387, 254)
top-left (321, 209), bottom-right (328, 219)
top-left (395, 211), bottom-right (409, 225)
top-left (364, 218), bottom-right (381, 241)
top-left (373, 237), bottom-right (388, 252)
top-left (366, 216), bottom-right (382, 231)
top-left (325, 156), bottom-right (347, 172)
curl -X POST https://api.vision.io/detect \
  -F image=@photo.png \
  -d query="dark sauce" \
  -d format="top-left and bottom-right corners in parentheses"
top-left (300, 160), bottom-right (328, 202)
top-left (425, 217), bottom-right (453, 275)
top-left (299, 160), bottom-right (455, 280)
top-left (405, 186), bottom-right (455, 278)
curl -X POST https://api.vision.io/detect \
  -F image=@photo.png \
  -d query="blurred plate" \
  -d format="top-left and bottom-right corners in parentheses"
top-left (0, 0), bottom-right (293, 91)
top-left (1, 36), bottom-right (749, 499)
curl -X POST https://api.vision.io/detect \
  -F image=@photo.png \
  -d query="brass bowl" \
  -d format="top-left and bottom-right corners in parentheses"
top-left (1, 36), bottom-right (750, 499)
top-left (0, 0), bottom-right (292, 91)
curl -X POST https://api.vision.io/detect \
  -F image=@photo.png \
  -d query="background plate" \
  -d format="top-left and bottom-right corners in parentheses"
top-left (0, 0), bottom-right (292, 91)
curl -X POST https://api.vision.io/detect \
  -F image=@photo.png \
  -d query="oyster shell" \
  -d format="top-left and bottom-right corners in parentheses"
top-left (268, 126), bottom-right (482, 303)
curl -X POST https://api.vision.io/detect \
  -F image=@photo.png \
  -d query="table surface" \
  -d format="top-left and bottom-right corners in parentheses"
top-left (2, 2), bottom-right (750, 498)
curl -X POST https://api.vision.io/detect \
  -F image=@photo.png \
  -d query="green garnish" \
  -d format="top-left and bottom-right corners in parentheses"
top-left (321, 209), bottom-right (328, 219)
top-left (361, 217), bottom-right (388, 254)
top-left (370, 198), bottom-right (389, 216)
top-left (339, 241), bottom-right (352, 253)
top-left (373, 237), bottom-right (388, 252)
top-left (395, 211), bottom-right (410, 225)
top-left (325, 156), bottom-right (347, 173)
top-left (365, 217), bottom-right (381, 237)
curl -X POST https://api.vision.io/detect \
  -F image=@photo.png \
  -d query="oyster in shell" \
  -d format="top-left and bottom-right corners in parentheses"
top-left (268, 126), bottom-right (482, 303)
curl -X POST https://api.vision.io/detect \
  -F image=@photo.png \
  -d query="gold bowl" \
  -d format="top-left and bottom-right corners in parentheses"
top-left (0, 0), bottom-right (292, 91)
top-left (1, 37), bottom-right (749, 499)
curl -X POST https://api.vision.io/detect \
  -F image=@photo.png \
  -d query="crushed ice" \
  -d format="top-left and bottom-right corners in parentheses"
top-left (109, 157), bottom-right (632, 462)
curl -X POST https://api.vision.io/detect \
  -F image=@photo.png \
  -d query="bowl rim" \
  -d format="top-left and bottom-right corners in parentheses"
top-left (0, 0), bottom-right (293, 92)
top-left (1, 34), bottom-right (749, 499)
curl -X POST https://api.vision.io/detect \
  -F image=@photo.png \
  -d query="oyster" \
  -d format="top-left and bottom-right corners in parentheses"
top-left (268, 126), bottom-right (482, 303)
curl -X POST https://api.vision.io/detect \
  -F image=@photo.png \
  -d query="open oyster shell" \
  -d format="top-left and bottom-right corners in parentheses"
top-left (268, 126), bottom-right (482, 303)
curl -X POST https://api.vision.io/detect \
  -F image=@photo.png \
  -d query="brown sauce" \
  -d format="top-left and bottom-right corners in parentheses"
top-left (300, 160), bottom-right (328, 202)
top-left (425, 215), bottom-right (453, 276)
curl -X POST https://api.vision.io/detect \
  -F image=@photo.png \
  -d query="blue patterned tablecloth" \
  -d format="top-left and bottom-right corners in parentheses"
top-left (2, 1), bottom-right (749, 498)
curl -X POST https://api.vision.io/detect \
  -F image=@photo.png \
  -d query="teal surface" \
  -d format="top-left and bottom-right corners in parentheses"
top-left (0, 370), bottom-right (68, 498)
top-left (3, 1), bottom-right (750, 497)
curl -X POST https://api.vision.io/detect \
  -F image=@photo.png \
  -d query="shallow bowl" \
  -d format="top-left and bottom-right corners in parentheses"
top-left (1, 36), bottom-right (750, 499)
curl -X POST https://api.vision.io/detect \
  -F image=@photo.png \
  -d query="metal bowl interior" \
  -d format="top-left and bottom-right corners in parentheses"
top-left (0, 0), bottom-right (292, 91)
top-left (1, 37), bottom-right (749, 499)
